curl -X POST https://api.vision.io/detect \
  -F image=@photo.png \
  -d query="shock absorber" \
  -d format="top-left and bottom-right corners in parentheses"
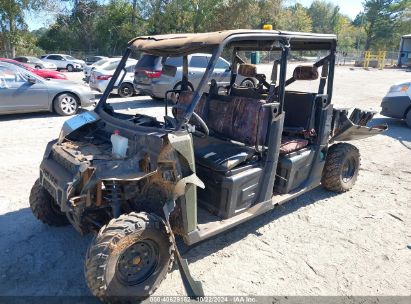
top-left (104, 180), bottom-right (122, 218)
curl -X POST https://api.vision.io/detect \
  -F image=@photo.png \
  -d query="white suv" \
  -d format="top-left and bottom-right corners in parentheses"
top-left (41, 54), bottom-right (85, 72)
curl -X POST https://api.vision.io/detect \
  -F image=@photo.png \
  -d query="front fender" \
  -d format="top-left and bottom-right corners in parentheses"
top-left (330, 108), bottom-right (387, 143)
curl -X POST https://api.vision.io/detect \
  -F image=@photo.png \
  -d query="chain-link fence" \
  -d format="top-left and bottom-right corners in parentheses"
top-left (240, 49), bottom-right (399, 68)
top-left (336, 50), bottom-right (398, 68)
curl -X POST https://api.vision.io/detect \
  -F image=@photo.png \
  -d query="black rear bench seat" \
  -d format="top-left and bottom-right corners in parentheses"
top-left (176, 91), bottom-right (309, 172)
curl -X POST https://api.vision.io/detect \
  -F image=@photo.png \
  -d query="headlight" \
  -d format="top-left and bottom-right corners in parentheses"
top-left (389, 82), bottom-right (410, 93)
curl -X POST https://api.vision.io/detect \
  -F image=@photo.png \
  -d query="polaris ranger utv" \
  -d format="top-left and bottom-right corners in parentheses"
top-left (29, 29), bottom-right (386, 302)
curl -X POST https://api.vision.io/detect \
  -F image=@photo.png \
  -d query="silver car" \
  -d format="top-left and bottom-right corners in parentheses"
top-left (0, 62), bottom-right (95, 116)
top-left (134, 53), bottom-right (256, 100)
top-left (83, 57), bottom-right (121, 83)
top-left (13, 56), bottom-right (57, 70)
top-left (89, 59), bottom-right (138, 97)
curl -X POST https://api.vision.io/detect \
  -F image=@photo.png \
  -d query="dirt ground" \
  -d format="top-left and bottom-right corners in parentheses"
top-left (0, 66), bottom-right (410, 298)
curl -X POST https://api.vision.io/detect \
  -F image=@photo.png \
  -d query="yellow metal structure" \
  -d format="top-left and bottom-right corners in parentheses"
top-left (363, 50), bottom-right (387, 69)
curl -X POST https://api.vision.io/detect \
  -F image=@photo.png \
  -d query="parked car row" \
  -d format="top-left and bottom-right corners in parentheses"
top-left (14, 56), bottom-right (57, 70)
top-left (133, 53), bottom-right (255, 100)
top-left (3, 51), bottom-right (409, 130)
top-left (0, 58), bottom-right (68, 80)
top-left (0, 62), bottom-right (94, 116)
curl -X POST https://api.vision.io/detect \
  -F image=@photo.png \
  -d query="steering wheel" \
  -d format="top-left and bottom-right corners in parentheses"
top-left (171, 104), bottom-right (209, 136)
top-left (190, 112), bottom-right (209, 137)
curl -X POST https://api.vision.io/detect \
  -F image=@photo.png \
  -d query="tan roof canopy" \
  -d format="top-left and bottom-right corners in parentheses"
top-left (129, 29), bottom-right (337, 56)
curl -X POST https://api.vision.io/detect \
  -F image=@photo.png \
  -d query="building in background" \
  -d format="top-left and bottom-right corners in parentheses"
top-left (398, 34), bottom-right (411, 67)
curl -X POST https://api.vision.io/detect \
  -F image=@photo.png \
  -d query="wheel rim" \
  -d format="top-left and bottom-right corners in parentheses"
top-left (121, 85), bottom-right (131, 96)
top-left (241, 79), bottom-right (254, 88)
top-left (60, 96), bottom-right (77, 115)
top-left (116, 239), bottom-right (159, 285)
top-left (67, 65), bottom-right (73, 72)
top-left (341, 157), bottom-right (356, 183)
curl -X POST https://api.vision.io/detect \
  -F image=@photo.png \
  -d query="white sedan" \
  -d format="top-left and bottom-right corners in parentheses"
top-left (89, 59), bottom-right (138, 97)
top-left (83, 58), bottom-right (121, 83)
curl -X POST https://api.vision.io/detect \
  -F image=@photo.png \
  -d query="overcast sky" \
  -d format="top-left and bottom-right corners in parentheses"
top-left (26, 0), bottom-right (364, 31)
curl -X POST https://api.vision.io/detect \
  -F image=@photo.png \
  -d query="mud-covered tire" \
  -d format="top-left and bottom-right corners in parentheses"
top-left (29, 178), bottom-right (69, 226)
top-left (321, 143), bottom-right (360, 193)
top-left (85, 212), bottom-right (174, 302)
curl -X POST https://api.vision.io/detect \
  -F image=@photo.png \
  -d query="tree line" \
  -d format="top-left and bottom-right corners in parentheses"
top-left (1, 0), bottom-right (411, 58)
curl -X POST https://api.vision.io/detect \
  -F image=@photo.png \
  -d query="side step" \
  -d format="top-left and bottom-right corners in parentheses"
top-left (185, 183), bottom-right (319, 245)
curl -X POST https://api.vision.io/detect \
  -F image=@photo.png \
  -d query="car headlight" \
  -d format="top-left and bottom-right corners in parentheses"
top-left (389, 82), bottom-right (410, 93)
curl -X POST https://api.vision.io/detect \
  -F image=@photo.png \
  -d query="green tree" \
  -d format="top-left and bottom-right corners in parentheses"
top-left (280, 3), bottom-right (312, 32)
top-left (361, 0), bottom-right (411, 50)
top-left (94, 0), bottom-right (142, 55)
top-left (0, 0), bottom-right (56, 57)
top-left (308, 0), bottom-right (340, 33)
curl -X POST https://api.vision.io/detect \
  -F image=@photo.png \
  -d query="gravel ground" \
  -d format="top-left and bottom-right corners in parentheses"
top-left (0, 66), bottom-right (410, 299)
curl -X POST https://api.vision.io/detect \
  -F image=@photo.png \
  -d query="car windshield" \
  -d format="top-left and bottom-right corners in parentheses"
top-left (0, 64), bottom-right (40, 83)
top-left (102, 60), bottom-right (120, 70)
top-left (136, 55), bottom-right (161, 69)
top-left (64, 55), bottom-right (76, 60)
top-left (94, 59), bottom-right (110, 67)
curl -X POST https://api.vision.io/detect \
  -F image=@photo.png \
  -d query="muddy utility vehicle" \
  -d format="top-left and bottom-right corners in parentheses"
top-left (29, 29), bottom-right (386, 301)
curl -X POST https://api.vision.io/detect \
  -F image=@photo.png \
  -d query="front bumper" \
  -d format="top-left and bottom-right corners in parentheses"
top-left (380, 95), bottom-right (411, 119)
top-left (39, 142), bottom-right (80, 211)
top-left (79, 91), bottom-right (96, 107)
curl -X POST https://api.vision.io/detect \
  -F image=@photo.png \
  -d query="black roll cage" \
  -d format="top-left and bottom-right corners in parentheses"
top-left (95, 34), bottom-right (336, 130)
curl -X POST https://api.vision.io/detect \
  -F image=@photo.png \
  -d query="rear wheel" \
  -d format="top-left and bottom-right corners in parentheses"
top-left (240, 78), bottom-right (256, 88)
top-left (321, 143), bottom-right (360, 193)
top-left (35, 65), bottom-right (41, 69)
top-left (405, 110), bottom-right (411, 128)
top-left (29, 179), bottom-right (69, 226)
top-left (85, 212), bottom-right (174, 302)
top-left (53, 93), bottom-right (79, 116)
top-left (118, 83), bottom-right (134, 97)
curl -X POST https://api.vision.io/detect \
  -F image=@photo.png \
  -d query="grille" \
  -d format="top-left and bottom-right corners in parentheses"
top-left (50, 150), bottom-right (78, 174)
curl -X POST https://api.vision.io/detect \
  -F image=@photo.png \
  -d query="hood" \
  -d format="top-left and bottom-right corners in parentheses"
top-left (392, 79), bottom-right (411, 86)
top-left (46, 79), bottom-right (89, 88)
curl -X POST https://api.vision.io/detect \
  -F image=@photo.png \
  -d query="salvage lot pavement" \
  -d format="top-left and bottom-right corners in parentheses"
top-left (0, 66), bottom-right (410, 297)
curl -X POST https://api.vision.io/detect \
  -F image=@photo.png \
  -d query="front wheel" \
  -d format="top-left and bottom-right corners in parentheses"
top-left (67, 64), bottom-right (74, 72)
top-left (53, 93), bottom-right (79, 116)
top-left (321, 143), bottom-right (360, 193)
top-left (29, 179), bottom-right (69, 226)
top-left (85, 212), bottom-right (174, 302)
